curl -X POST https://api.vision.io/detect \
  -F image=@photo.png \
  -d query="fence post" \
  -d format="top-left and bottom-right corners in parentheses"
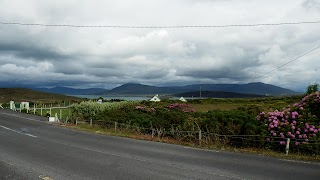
top-left (41, 107), bottom-right (43, 116)
top-left (76, 118), bottom-right (78, 125)
top-left (199, 129), bottom-right (202, 146)
top-left (60, 109), bottom-right (62, 120)
top-left (152, 128), bottom-right (155, 138)
top-left (90, 119), bottom-right (93, 126)
top-left (50, 108), bottom-right (52, 117)
top-left (115, 122), bottom-right (118, 132)
top-left (286, 138), bottom-right (290, 155)
top-left (34, 106), bottom-right (36, 114)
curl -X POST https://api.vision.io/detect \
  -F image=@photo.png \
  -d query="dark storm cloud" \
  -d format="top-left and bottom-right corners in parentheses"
top-left (0, 0), bottom-right (319, 91)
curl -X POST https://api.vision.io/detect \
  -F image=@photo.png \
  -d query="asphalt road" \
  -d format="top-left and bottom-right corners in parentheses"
top-left (0, 109), bottom-right (319, 180)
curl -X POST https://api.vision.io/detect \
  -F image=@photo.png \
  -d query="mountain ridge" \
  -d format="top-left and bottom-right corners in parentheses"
top-left (98, 82), bottom-right (297, 96)
top-left (31, 82), bottom-right (297, 96)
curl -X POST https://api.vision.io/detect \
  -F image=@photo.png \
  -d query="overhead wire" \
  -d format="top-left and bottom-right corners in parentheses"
top-left (248, 44), bottom-right (320, 82)
top-left (0, 20), bottom-right (320, 28)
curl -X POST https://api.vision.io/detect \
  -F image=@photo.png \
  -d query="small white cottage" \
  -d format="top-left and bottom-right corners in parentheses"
top-left (150, 95), bottom-right (161, 102)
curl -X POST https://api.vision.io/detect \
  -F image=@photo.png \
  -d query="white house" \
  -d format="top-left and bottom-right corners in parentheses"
top-left (150, 95), bottom-right (161, 102)
top-left (179, 97), bottom-right (187, 102)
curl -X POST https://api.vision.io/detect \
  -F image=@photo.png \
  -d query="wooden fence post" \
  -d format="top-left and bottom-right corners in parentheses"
top-left (152, 128), bottom-right (155, 138)
top-left (90, 119), bottom-right (93, 126)
top-left (60, 109), bottom-right (62, 120)
top-left (115, 122), bottom-right (118, 132)
top-left (199, 129), bottom-right (202, 146)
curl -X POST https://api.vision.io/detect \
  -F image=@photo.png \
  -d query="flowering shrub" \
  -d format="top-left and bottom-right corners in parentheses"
top-left (70, 100), bottom-right (138, 121)
top-left (257, 92), bottom-right (320, 146)
top-left (135, 105), bottom-right (156, 113)
top-left (167, 103), bottom-right (196, 112)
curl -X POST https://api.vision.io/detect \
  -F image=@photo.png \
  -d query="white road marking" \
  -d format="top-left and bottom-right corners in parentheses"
top-left (279, 159), bottom-right (320, 165)
top-left (0, 112), bottom-right (47, 123)
top-left (0, 125), bottom-right (37, 138)
top-left (183, 146), bottom-right (220, 152)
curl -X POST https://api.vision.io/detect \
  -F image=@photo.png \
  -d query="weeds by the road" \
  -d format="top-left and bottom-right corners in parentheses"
top-left (62, 123), bottom-right (320, 163)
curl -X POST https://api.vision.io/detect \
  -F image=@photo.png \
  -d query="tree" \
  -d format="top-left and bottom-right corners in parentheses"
top-left (306, 83), bottom-right (319, 95)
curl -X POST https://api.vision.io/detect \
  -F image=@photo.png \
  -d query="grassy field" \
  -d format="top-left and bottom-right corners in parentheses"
top-left (188, 96), bottom-right (303, 112)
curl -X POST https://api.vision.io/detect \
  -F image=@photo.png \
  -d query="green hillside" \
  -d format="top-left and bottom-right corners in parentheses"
top-left (0, 88), bottom-right (84, 104)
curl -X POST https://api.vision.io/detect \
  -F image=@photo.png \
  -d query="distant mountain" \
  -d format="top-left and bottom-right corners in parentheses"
top-left (100, 83), bottom-right (178, 95)
top-left (181, 82), bottom-right (296, 95)
top-left (34, 86), bottom-right (106, 95)
top-left (175, 91), bottom-right (265, 98)
top-left (97, 82), bottom-right (297, 96)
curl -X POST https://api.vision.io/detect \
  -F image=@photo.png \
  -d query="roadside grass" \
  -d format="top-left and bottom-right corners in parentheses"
top-left (62, 123), bottom-right (320, 162)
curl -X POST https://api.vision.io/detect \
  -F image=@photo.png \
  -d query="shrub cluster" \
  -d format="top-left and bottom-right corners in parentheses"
top-left (257, 92), bottom-right (320, 148)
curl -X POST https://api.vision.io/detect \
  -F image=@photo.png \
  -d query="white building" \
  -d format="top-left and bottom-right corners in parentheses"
top-left (150, 95), bottom-right (161, 102)
top-left (179, 97), bottom-right (187, 102)
top-left (21, 102), bottom-right (30, 110)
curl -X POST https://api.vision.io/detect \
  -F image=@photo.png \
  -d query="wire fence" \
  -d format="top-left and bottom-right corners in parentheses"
top-left (66, 118), bottom-right (320, 155)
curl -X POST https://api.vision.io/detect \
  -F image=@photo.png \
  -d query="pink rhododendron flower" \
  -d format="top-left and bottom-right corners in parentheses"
top-left (303, 134), bottom-right (307, 138)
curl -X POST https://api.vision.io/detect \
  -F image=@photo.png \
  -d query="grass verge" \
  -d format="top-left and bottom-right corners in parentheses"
top-left (61, 123), bottom-right (320, 163)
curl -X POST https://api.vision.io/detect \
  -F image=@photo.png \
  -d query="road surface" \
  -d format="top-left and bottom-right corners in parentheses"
top-left (0, 109), bottom-right (319, 180)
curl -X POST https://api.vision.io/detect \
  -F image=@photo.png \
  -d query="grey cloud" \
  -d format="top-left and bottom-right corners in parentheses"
top-left (0, 0), bottom-right (319, 91)
top-left (302, 0), bottom-right (320, 10)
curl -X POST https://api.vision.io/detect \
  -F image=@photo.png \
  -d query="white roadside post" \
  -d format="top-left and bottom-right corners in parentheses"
top-left (286, 138), bottom-right (290, 155)
top-left (60, 109), bottom-right (62, 120)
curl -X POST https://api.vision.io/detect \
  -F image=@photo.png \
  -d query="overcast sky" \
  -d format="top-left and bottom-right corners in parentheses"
top-left (0, 0), bottom-right (319, 91)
